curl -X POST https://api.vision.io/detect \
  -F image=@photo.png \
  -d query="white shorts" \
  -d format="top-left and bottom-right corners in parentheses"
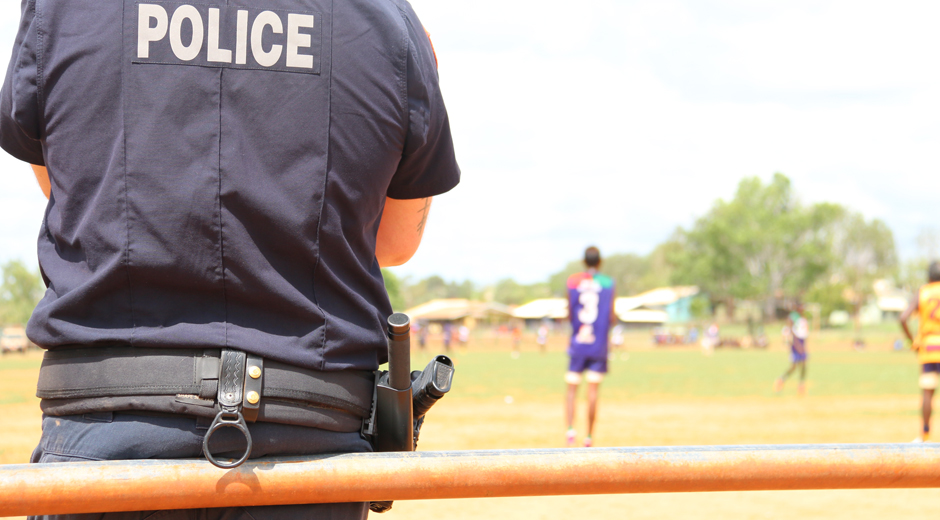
top-left (919, 371), bottom-right (939, 390)
top-left (565, 371), bottom-right (604, 385)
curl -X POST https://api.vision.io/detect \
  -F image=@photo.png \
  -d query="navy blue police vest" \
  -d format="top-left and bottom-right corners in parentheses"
top-left (0, 0), bottom-right (459, 371)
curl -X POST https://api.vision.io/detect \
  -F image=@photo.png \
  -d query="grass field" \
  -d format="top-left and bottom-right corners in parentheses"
top-left (1, 327), bottom-right (937, 519)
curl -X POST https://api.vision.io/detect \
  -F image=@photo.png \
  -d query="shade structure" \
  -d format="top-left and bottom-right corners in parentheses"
top-left (1, 444), bottom-right (939, 517)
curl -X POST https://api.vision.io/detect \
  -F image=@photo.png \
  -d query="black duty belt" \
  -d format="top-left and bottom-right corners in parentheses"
top-left (36, 347), bottom-right (374, 434)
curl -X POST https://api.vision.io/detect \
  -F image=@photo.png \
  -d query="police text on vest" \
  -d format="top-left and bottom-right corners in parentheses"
top-left (132, 3), bottom-right (320, 74)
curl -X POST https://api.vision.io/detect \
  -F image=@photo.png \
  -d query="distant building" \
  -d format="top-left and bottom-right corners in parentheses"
top-left (512, 298), bottom-right (568, 327)
top-left (613, 297), bottom-right (668, 325)
top-left (857, 280), bottom-right (911, 325)
top-left (404, 298), bottom-right (513, 327)
top-left (511, 286), bottom-right (700, 327)
top-left (830, 280), bottom-right (912, 326)
top-left (617, 286), bottom-right (700, 324)
top-left (873, 279), bottom-right (910, 321)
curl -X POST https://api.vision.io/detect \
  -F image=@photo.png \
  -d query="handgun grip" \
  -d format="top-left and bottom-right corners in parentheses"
top-left (412, 355), bottom-right (454, 420)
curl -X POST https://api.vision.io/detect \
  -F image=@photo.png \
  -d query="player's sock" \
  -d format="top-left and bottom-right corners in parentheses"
top-left (773, 378), bottom-right (784, 393)
top-left (583, 436), bottom-right (593, 448)
top-left (566, 428), bottom-right (576, 447)
top-left (797, 382), bottom-right (806, 396)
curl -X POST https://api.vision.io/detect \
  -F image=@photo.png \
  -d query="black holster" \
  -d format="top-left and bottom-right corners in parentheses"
top-left (361, 314), bottom-right (455, 513)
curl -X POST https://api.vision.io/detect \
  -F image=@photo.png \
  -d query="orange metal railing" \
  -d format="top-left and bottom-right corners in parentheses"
top-left (1, 444), bottom-right (939, 517)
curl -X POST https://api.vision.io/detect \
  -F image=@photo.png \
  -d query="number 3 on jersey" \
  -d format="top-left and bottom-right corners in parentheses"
top-left (575, 287), bottom-right (599, 344)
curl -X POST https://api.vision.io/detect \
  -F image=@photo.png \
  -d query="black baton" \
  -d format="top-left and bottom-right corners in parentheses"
top-left (373, 313), bottom-right (414, 452)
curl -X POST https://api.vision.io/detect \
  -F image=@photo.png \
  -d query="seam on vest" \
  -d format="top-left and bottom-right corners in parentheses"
top-left (309, 0), bottom-right (334, 371)
top-left (217, 67), bottom-right (229, 348)
top-left (33, 0), bottom-right (45, 125)
top-left (32, 1), bottom-right (54, 290)
top-left (120, 0), bottom-right (137, 342)
top-left (394, 4), bottom-right (409, 130)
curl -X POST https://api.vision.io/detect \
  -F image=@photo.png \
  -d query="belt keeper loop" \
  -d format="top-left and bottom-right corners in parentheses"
top-left (197, 350), bottom-right (222, 400)
top-left (242, 355), bottom-right (263, 423)
top-left (203, 349), bottom-right (252, 469)
top-left (199, 350), bottom-right (222, 379)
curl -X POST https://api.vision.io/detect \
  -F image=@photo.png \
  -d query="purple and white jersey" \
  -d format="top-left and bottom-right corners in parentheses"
top-left (567, 271), bottom-right (615, 359)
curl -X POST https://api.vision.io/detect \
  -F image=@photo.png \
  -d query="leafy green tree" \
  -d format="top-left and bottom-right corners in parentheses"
top-left (898, 228), bottom-right (938, 292)
top-left (597, 254), bottom-right (648, 296)
top-left (918, 227), bottom-right (940, 259)
top-left (398, 275), bottom-right (478, 309)
top-left (670, 174), bottom-right (842, 319)
top-left (548, 260), bottom-right (582, 297)
top-left (688, 294), bottom-right (712, 320)
top-left (803, 280), bottom-right (850, 324)
top-left (640, 242), bottom-right (679, 292)
top-left (899, 259), bottom-right (931, 293)
top-left (548, 247), bottom-right (677, 298)
top-left (491, 278), bottom-right (550, 305)
top-left (0, 260), bottom-right (45, 325)
top-left (381, 269), bottom-right (405, 311)
top-left (828, 212), bottom-right (897, 331)
top-left (386, 175), bottom-right (902, 321)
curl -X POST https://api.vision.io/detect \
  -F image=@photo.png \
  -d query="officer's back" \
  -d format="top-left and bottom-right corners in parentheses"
top-left (3, 0), bottom-right (457, 371)
top-left (1, 1), bottom-right (458, 518)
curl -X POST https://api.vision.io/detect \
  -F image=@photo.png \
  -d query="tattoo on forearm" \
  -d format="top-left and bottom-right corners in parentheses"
top-left (415, 198), bottom-right (431, 235)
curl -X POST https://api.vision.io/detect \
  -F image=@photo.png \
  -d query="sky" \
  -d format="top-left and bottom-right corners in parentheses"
top-left (0, 0), bottom-right (937, 285)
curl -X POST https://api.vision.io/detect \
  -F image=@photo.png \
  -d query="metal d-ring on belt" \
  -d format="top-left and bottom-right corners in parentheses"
top-left (203, 349), bottom-right (265, 468)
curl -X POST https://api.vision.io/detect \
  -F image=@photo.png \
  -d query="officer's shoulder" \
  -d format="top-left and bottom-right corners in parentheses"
top-left (374, 0), bottom-right (414, 19)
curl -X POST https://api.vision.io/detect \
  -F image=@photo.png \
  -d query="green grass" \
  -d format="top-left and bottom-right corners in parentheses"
top-left (0, 394), bottom-right (26, 405)
top-left (412, 348), bottom-right (923, 402)
top-left (4, 343), bottom-right (921, 404)
top-left (0, 353), bottom-right (42, 371)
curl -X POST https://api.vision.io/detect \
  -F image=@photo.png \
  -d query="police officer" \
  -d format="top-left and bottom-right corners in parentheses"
top-left (1, 0), bottom-right (459, 518)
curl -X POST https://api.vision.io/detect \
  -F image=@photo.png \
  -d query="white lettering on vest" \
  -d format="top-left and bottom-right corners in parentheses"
top-left (134, 3), bottom-right (317, 71)
top-left (137, 4), bottom-right (168, 59)
top-left (169, 5), bottom-right (204, 61)
top-left (286, 14), bottom-right (314, 69)
top-left (207, 8), bottom-right (232, 63)
top-left (251, 11), bottom-right (283, 68)
top-left (235, 10), bottom-right (249, 65)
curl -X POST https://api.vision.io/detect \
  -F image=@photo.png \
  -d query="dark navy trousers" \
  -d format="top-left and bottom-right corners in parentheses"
top-left (29, 413), bottom-right (371, 520)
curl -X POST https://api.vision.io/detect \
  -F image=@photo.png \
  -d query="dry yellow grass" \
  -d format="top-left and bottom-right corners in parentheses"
top-left (391, 396), bottom-right (937, 520)
top-left (2, 340), bottom-right (938, 519)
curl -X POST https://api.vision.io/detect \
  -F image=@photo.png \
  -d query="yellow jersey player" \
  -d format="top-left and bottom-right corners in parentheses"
top-left (900, 261), bottom-right (940, 442)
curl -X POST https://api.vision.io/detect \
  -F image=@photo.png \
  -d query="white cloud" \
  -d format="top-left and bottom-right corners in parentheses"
top-left (0, 1), bottom-right (936, 285)
top-left (398, 0), bottom-right (940, 283)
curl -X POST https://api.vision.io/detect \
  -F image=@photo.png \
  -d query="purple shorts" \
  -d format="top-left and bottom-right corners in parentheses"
top-left (923, 363), bottom-right (940, 373)
top-left (568, 355), bottom-right (608, 374)
top-left (790, 338), bottom-right (807, 363)
top-left (790, 350), bottom-right (807, 363)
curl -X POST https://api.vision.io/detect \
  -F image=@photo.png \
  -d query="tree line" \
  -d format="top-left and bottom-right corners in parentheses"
top-left (0, 173), bottom-right (934, 326)
top-left (0, 260), bottom-right (45, 327)
top-left (388, 173), bottom-right (937, 324)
